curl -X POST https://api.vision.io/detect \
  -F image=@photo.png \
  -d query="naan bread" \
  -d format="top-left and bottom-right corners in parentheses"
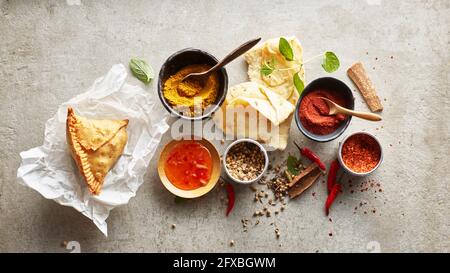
top-left (245, 36), bottom-right (305, 103)
top-left (227, 82), bottom-right (294, 126)
top-left (213, 37), bottom-right (305, 150)
top-left (213, 82), bottom-right (296, 150)
top-left (66, 107), bottom-right (128, 195)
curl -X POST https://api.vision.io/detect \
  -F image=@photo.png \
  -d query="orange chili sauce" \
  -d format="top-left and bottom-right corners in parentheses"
top-left (164, 141), bottom-right (213, 190)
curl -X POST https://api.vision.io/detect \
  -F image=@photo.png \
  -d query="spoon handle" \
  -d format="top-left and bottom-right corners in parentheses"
top-left (209, 37), bottom-right (261, 73)
top-left (339, 108), bottom-right (382, 121)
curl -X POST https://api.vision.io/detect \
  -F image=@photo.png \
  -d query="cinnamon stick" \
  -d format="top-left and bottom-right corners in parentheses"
top-left (347, 62), bottom-right (383, 112)
top-left (288, 167), bottom-right (322, 199)
top-left (288, 162), bottom-right (318, 188)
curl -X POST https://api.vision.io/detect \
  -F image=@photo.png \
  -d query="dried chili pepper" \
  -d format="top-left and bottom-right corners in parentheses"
top-left (327, 160), bottom-right (340, 194)
top-left (293, 142), bottom-right (326, 171)
top-left (325, 183), bottom-right (342, 216)
top-left (226, 183), bottom-right (235, 216)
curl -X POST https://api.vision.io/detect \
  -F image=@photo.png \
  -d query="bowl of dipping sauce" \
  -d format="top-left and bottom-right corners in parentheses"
top-left (158, 138), bottom-right (221, 198)
top-left (157, 48), bottom-right (228, 120)
top-left (223, 139), bottom-right (269, 184)
top-left (338, 132), bottom-right (383, 176)
top-left (295, 77), bottom-right (354, 142)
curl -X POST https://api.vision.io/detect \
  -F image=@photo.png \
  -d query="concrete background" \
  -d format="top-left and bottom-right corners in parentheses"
top-left (0, 0), bottom-right (449, 252)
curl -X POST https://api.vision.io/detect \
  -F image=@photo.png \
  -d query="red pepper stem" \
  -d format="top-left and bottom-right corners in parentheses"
top-left (293, 141), bottom-right (302, 152)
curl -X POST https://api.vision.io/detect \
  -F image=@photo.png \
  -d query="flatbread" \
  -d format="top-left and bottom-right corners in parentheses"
top-left (245, 36), bottom-right (305, 102)
top-left (227, 82), bottom-right (294, 126)
top-left (213, 36), bottom-right (305, 150)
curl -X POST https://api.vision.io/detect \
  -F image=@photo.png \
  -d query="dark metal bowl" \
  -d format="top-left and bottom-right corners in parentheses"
top-left (157, 48), bottom-right (228, 120)
top-left (294, 77), bottom-right (355, 142)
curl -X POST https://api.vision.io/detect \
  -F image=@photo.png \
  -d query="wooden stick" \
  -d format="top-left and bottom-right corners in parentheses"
top-left (347, 62), bottom-right (383, 112)
top-left (288, 162), bottom-right (318, 188)
top-left (288, 168), bottom-right (322, 199)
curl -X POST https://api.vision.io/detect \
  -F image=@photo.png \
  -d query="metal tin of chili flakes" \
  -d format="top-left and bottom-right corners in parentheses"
top-left (338, 132), bottom-right (383, 176)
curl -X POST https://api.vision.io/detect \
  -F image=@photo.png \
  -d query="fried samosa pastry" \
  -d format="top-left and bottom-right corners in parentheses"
top-left (66, 107), bottom-right (128, 195)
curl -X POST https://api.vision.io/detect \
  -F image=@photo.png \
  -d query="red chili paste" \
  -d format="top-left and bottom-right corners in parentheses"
top-left (299, 89), bottom-right (348, 135)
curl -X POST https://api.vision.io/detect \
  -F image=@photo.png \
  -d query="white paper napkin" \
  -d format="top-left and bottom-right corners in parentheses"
top-left (17, 64), bottom-right (169, 236)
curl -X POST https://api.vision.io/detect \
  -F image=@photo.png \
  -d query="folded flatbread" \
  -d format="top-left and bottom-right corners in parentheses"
top-left (213, 36), bottom-right (304, 150)
top-left (227, 82), bottom-right (295, 126)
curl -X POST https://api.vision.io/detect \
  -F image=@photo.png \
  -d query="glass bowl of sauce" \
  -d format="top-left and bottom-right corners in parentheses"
top-left (158, 138), bottom-right (221, 198)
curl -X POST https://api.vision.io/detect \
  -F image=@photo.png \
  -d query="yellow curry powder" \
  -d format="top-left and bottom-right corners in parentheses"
top-left (163, 64), bottom-right (219, 116)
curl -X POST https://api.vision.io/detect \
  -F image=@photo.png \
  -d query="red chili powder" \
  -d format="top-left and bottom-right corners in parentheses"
top-left (299, 89), bottom-right (348, 135)
top-left (342, 134), bottom-right (381, 173)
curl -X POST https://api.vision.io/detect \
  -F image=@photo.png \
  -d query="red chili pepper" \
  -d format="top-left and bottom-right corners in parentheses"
top-left (294, 142), bottom-right (326, 171)
top-left (226, 183), bottom-right (235, 216)
top-left (327, 160), bottom-right (340, 194)
top-left (325, 183), bottom-right (342, 216)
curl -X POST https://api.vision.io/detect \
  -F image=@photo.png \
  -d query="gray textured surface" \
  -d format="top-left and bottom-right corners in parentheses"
top-left (0, 0), bottom-right (449, 253)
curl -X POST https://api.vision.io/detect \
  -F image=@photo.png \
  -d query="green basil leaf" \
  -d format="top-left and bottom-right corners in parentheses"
top-left (293, 73), bottom-right (304, 95)
top-left (129, 58), bottom-right (154, 84)
top-left (321, 51), bottom-right (340, 73)
top-left (260, 63), bottom-right (274, 76)
top-left (287, 155), bottom-right (300, 176)
top-left (279, 37), bottom-right (294, 61)
top-left (261, 57), bottom-right (276, 76)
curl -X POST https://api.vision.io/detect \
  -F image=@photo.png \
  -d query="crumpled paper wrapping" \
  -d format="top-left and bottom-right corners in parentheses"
top-left (17, 64), bottom-right (169, 236)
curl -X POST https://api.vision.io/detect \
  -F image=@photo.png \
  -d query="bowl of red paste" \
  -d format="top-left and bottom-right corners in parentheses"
top-left (295, 77), bottom-right (354, 142)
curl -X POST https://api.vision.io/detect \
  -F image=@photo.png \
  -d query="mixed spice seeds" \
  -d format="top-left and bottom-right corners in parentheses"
top-left (225, 142), bottom-right (265, 182)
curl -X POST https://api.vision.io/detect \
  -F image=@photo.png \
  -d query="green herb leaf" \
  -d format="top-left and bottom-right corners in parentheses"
top-left (293, 73), bottom-right (304, 95)
top-left (321, 51), bottom-right (340, 73)
top-left (287, 155), bottom-right (300, 176)
top-left (261, 63), bottom-right (274, 76)
top-left (174, 196), bottom-right (185, 204)
top-left (261, 57), bottom-right (276, 76)
top-left (279, 37), bottom-right (294, 61)
top-left (129, 58), bottom-right (154, 84)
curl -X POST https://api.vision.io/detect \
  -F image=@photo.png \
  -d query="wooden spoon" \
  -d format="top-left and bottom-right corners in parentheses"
top-left (320, 97), bottom-right (382, 121)
top-left (181, 37), bottom-right (261, 82)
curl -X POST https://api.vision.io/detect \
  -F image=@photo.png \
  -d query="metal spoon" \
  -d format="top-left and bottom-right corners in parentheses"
top-left (320, 97), bottom-right (382, 121)
top-left (181, 37), bottom-right (261, 82)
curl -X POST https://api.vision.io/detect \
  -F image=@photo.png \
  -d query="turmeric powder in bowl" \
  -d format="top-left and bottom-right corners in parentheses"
top-left (163, 64), bottom-right (219, 116)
